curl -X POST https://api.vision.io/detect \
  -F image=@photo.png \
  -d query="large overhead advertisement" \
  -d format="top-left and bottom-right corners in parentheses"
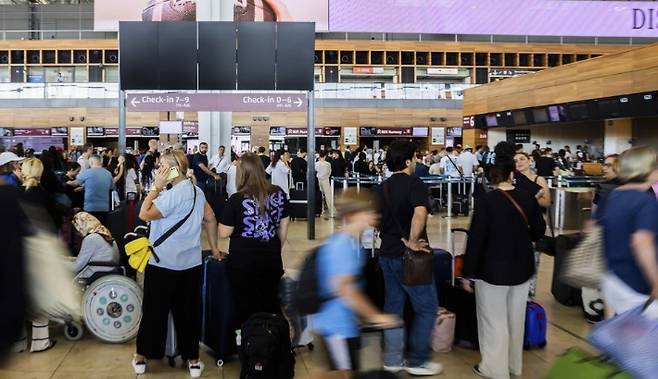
top-left (95, 0), bottom-right (197, 31)
top-left (96, 0), bottom-right (328, 31)
top-left (329, 0), bottom-right (658, 38)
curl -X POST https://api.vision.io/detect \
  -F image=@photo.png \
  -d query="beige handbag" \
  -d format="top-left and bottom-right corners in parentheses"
top-left (560, 224), bottom-right (605, 289)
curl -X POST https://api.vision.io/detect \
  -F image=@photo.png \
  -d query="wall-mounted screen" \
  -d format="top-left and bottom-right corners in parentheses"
top-left (567, 103), bottom-right (590, 120)
top-left (496, 111), bottom-right (514, 127)
top-left (532, 108), bottom-right (549, 123)
top-left (597, 98), bottom-right (622, 119)
top-left (412, 127), bottom-right (428, 137)
top-left (142, 127), bottom-right (159, 137)
top-left (485, 114), bottom-right (498, 127)
top-left (159, 121), bottom-right (183, 134)
top-left (87, 127), bottom-right (105, 137)
top-left (512, 111), bottom-right (527, 125)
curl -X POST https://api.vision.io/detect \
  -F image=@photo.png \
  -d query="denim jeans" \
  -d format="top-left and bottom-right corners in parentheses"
top-left (379, 256), bottom-right (438, 367)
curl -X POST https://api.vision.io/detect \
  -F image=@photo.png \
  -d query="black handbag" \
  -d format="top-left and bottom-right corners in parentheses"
top-left (382, 182), bottom-right (433, 286)
top-left (536, 209), bottom-right (556, 256)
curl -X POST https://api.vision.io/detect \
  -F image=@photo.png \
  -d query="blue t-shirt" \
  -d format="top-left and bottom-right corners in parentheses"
top-left (150, 179), bottom-right (206, 271)
top-left (76, 167), bottom-right (113, 212)
top-left (0, 172), bottom-right (20, 186)
top-left (599, 190), bottom-right (658, 294)
top-left (312, 232), bottom-right (364, 338)
top-left (191, 153), bottom-right (210, 184)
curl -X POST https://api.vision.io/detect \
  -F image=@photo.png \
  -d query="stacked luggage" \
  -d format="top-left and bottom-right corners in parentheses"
top-left (289, 182), bottom-right (322, 220)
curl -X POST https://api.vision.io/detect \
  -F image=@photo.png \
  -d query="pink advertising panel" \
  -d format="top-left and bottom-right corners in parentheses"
top-left (329, 0), bottom-right (658, 38)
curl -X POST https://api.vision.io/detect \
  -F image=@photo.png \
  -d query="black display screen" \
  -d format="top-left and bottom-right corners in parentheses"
top-left (532, 108), bottom-right (549, 123)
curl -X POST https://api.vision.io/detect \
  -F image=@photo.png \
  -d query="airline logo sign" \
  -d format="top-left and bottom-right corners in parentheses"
top-left (463, 116), bottom-right (475, 128)
top-left (126, 93), bottom-right (307, 112)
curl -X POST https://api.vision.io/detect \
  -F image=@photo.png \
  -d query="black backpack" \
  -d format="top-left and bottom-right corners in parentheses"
top-left (292, 246), bottom-right (333, 316)
top-left (239, 313), bottom-right (295, 379)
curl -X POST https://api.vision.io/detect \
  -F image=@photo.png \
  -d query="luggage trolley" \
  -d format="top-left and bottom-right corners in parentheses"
top-left (63, 261), bottom-right (143, 343)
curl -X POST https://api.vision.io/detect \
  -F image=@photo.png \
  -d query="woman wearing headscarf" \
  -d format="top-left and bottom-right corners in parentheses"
top-left (67, 212), bottom-right (119, 279)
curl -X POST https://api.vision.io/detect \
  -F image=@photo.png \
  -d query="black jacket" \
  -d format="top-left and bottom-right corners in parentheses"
top-left (290, 156), bottom-right (308, 184)
top-left (464, 188), bottom-right (546, 285)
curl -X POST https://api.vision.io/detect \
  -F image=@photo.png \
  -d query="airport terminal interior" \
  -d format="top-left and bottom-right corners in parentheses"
top-left (1, 0), bottom-right (658, 378)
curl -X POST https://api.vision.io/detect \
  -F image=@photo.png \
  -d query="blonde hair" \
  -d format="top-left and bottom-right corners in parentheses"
top-left (22, 158), bottom-right (43, 190)
top-left (618, 146), bottom-right (657, 183)
top-left (159, 150), bottom-right (189, 180)
top-left (335, 188), bottom-right (378, 218)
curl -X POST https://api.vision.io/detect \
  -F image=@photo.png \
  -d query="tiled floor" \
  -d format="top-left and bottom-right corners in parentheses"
top-left (0, 215), bottom-right (595, 379)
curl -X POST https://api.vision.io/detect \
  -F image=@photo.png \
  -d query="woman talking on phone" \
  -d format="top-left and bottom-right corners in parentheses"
top-left (132, 150), bottom-right (221, 378)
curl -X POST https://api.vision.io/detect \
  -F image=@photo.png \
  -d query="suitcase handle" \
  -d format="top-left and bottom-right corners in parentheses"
top-left (451, 228), bottom-right (469, 235)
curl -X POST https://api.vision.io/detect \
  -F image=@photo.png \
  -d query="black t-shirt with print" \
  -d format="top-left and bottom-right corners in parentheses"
top-left (376, 173), bottom-right (430, 257)
top-left (220, 187), bottom-right (289, 265)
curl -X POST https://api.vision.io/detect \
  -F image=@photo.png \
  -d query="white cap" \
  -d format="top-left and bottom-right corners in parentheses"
top-left (0, 152), bottom-right (23, 166)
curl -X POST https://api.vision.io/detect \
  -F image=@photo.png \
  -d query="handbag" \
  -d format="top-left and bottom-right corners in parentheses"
top-left (382, 182), bottom-right (433, 286)
top-left (431, 308), bottom-right (456, 353)
top-left (588, 300), bottom-right (658, 379)
top-left (559, 223), bottom-right (604, 289)
top-left (536, 209), bottom-right (556, 256)
top-left (546, 347), bottom-right (632, 379)
top-left (125, 185), bottom-right (197, 273)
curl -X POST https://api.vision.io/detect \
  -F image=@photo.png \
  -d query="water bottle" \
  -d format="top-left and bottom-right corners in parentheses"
top-left (235, 330), bottom-right (242, 346)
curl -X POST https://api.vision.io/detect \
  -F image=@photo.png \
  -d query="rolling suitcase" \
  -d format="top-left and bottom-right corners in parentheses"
top-left (205, 176), bottom-right (227, 222)
top-left (289, 182), bottom-right (322, 220)
top-left (200, 254), bottom-right (237, 367)
top-left (552, 234), bottom-right (583, 306)
top-left (438, 228), bottom-right (478, 349)
top-left (523, 301), bottom-right (547, 350)
top-left (279, 273), bottom-right (314, 351)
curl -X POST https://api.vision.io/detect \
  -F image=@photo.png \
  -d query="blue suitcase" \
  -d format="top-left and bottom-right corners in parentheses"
top-left (201, 254), bottom-right (237, 366)
top-left (524, 301), bottom-right (547, 350)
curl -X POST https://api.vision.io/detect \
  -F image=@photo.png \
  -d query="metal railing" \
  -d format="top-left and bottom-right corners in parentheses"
top-left (330, 174), bottom-right (477, 218)
top-left (0, 82), bottom-right (475, 100)
top-left (314, 82), bottom-right (478, 100)
top-left (0, 82), bottom-right (118, 99)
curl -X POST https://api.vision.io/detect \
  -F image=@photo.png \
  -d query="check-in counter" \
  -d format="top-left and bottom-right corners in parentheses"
top-left (550, 187), bottom-right (595, 232)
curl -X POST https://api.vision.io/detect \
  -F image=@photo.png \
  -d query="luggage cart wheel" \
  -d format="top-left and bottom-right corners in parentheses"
top-left (307, 343), bottom-right (314, 351)
top-left (216, 359), bottom-right (224, 367)
top-left (64, 321), bottom-right (84, 341)
top-left (167, 356), bottom-right (176, 368)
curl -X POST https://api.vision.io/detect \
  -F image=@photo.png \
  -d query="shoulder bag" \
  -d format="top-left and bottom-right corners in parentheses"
top-left (125, 184), bottom-right (197, 272)
top-left (499, 189), bottom-right (529, 227)
top-left (382, 181), bottom-right (433, 286)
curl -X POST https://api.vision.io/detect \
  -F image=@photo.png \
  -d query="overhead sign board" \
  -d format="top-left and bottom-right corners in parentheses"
top-left (126, 93), bottom-right (308, 112)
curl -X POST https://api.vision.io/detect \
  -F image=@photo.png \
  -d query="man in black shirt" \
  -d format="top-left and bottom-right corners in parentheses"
top-left (290, 148), bottom-right (308, 185)
top-left (376, 140), bottom-right (442, 376)
top-left (191, 142), bottom-right (219, 192)
top-left (535, 149), bottom-right (558, 177)
top-left (329, 150), bottom-right (346, 178)
top-left (257, 146), bottom-right (271, 170)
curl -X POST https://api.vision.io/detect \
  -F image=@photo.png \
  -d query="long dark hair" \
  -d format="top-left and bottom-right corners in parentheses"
top-left (271, 149), bottom-right (284, 168)
top-left (141, 154), bottom-right (156, 187)
top-left (237, 152), bottom-right (277, 215)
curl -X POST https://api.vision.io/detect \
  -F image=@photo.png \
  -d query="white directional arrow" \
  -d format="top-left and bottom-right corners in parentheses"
top-left (294, 97), bottom-right (303, 108)
top-left (130, 97), bottom-right (140, 108)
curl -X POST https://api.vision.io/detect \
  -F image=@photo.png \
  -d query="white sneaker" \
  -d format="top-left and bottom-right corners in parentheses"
top-left (188, 360), bottom-right (205, 378)
top-left (131, 358), bottom-right (146, 375)
top-left (406, 361), bottom-right (444, 376)
top-left (383, 363), bottom-right (406, 373)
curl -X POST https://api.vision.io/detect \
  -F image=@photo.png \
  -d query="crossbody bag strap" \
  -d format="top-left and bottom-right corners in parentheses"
top-left (446, 155), bottom-right (464, 177)
top-left (152, 184), bottom-right (197, 248)
top-left (498, 189), bottom-right (529, 226)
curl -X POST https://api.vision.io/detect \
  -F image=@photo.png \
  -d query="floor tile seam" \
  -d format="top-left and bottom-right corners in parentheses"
top-left (47, 340), bottom-right (76, 379)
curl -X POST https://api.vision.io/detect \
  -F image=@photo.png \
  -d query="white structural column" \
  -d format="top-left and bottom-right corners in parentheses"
top-left (197, 0), bottom-right (234, 153)
top-left (603, 118), bottom-right (633, 156)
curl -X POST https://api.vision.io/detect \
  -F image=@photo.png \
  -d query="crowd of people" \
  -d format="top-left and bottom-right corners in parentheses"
top-left (1, 136), bottom-right (656, 378)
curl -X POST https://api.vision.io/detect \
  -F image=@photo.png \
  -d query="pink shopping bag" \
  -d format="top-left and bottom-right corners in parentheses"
top-left (431, 307), bottom-right (456, 353)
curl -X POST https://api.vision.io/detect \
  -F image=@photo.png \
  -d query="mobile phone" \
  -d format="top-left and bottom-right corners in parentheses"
top-left (166, 166), bottom-right (180, 181)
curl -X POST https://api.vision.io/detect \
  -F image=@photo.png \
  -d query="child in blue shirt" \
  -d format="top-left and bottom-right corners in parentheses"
top-left (312, 188), bottom-right (399, 372)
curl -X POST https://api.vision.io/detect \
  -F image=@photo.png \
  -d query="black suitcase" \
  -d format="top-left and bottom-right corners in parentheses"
top-left (205, 176), bottom-right (227, 222)
top-left (552, 234), bottom-right (583, 307)
top-left (239, 313), bottom-right (295, 379)
top-left (289, 187), bottom-right (322, 220)
top-left (201, 253), bottom-right (237, 367)
top-left (439, 282), bottom-right (478, 349)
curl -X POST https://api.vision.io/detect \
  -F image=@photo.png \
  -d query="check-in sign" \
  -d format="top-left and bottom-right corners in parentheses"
top-left (126, 93), bottom-right (307, 112)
